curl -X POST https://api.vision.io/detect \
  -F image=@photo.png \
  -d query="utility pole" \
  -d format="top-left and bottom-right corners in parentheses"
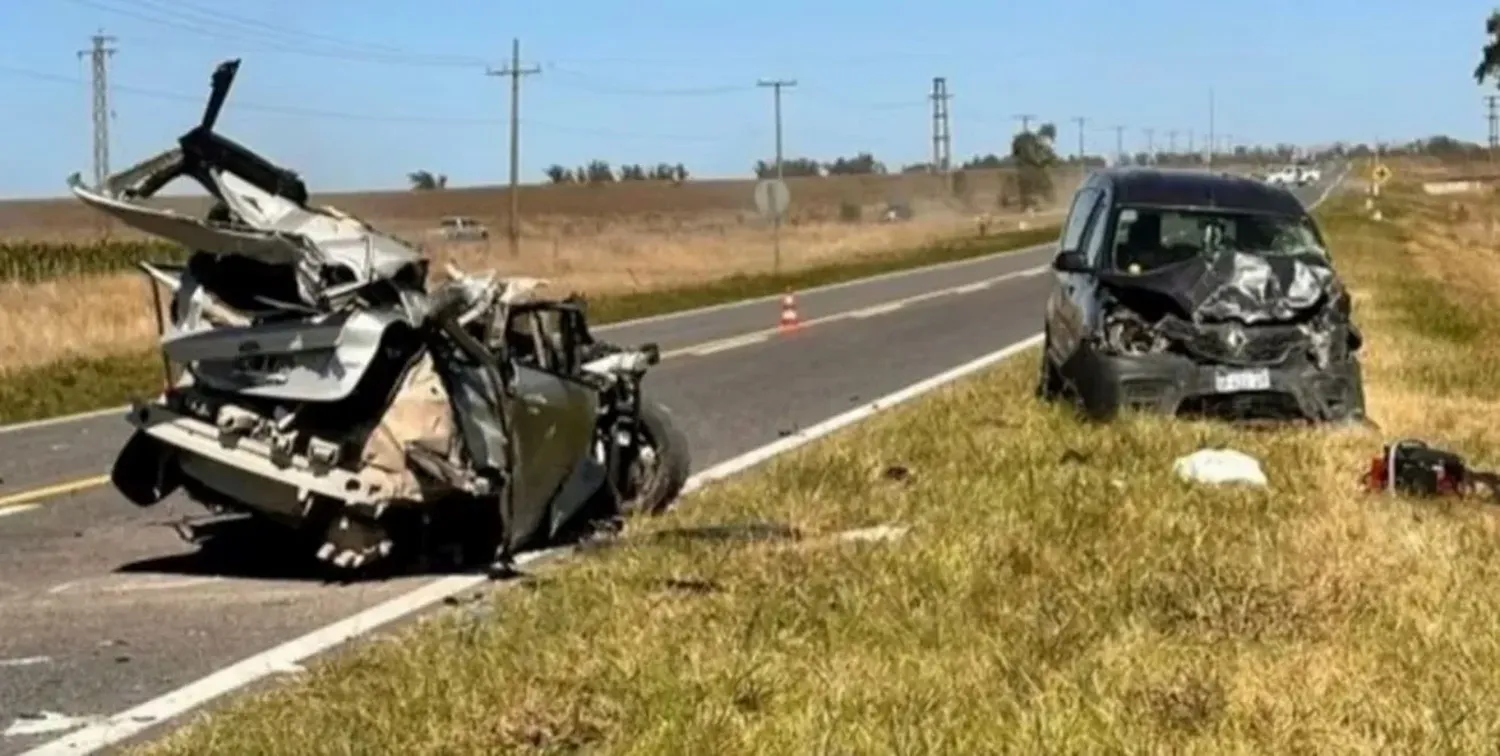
top-left (758, 78), bottom-right (796, 275)
top-left (1013, 113), bottom-right (1036, 134)
top-left (77, 31), bottom-right (117, 190)
top-left (1187, 129), bottom-right (1195, 161)
top-left (929, 77), bottom-right (951, 174)
top-left (1144, 128), bottom-right (1155, 164)
top-left (486, 38), bottom-right (540, 258)
top-left (1113, 124), bottom-right (1126, 165)
top-left (1207, 88), bottom-right (1216, 169)
top-left (1166, 129), bottom-right (1178, 159)
top-left (1486, 94), bottom-right (1499, 164)
top-left (1071, 116), bottom-right (1087, 163)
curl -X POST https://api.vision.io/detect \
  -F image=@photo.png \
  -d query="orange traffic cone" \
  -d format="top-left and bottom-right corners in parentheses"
top-left (779, 291), bottom-right (800, 332)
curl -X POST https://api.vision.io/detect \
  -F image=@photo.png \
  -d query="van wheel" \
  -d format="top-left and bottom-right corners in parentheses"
top-left (1035, 333), bottom-right (1065, 401)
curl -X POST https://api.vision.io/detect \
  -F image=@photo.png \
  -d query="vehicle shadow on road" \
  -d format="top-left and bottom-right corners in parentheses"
top-left (112, 515), bottom-right (478, 584)
top-left (112, 516), bottom-right (809, 585)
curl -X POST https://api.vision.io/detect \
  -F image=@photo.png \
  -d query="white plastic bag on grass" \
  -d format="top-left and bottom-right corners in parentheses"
top-left (1172, 449), bottom-right (1268, 487)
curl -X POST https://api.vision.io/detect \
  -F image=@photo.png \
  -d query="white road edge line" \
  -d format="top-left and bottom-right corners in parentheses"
top-left (850, 302), bottom-right (904, 318)
top-left (589, 240), bottom-right (1056, 333)
top-left (21, 332), bottom-right (1045, 756)
top-left (686, 333), bottom-right (770, 357)
top-left (655, 264), bottom-right (1044, 362)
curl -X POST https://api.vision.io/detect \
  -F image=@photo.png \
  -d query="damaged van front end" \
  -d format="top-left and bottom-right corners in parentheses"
top-left (1067, 246), bottom-right (1366, 422)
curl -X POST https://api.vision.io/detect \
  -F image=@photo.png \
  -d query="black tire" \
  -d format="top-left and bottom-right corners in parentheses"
top-left (619, 399), bottom-right (692, 516)
top-left (1035, 331), bottom-right (1065, 401)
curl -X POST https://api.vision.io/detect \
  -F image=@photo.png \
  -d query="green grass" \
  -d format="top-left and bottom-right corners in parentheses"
top-left (0, 226), bottom-right (1056, 424)
top-left (140, 189), bottom-right (1500, 754)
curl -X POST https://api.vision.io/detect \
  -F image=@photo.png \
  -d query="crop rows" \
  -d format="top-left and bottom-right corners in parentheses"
top-left (0, 240), bottom-right (187, 284)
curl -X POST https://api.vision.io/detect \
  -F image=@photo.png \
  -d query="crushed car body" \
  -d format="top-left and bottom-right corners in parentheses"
top-left (74, 59), bottom-right (692, 574)
top-left (1038, 168), bottom-right (1366, 423)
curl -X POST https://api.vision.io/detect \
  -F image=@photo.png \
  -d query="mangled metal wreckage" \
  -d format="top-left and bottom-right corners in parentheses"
top-left (76, 59), bottom-right (691, 573)
top-left (1041, 198), bottom-right (1368, 423)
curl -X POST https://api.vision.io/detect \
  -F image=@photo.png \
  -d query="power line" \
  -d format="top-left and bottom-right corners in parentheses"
top-left (793, 86), bottom-right (927, 112)
top-left (757, 78), bottom-right (795, 275)
top-left (487, 39), bottom-right (541, 258)
top-left (117, 0), bottom-right (433, 59)
top-left (68, 0), bottom-right (488, 68)
top-left (930, 77), bottom-right (951, 174)
top-left (0, 63), bottom-right (759, 141)
top-left (1207, 88), bottom-right (1216, 168)
top-left (77, 31), bottom-right (117, 189)
top-left (542, 65), bottom-right (755, 97)
top-left (1486, 95), bottom-right (1499, 162)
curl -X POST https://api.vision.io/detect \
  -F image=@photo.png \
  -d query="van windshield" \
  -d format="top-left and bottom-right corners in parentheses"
top-left (1108, 206), bottom-right (1325, 273)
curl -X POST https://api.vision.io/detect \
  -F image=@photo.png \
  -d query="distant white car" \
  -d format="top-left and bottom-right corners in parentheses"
top-left (1263, 167), bottom-right (1298, 186)
top-left (1263, 165), bottom-right (1318, 187)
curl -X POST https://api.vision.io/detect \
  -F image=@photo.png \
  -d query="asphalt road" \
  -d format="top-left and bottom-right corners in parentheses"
top-left (0, 176), bottom-right (1336, 754)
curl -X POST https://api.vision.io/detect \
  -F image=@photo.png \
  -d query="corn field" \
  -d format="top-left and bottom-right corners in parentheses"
top-left (0, 241), bottom-right (187, 284)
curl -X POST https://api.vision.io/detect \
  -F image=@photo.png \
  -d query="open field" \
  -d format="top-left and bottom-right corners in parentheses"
top-left (133, 182), bottom-right (1500, 753)
top-left (0, 212), bottom-right (1057, 372)
top-left (0, 165), bottom-right (1090, 245)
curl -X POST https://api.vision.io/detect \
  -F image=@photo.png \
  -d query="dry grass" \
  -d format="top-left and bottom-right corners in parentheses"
top-left (0, 166), bottom-right (1090, 244)
top-left (0, 209), bottom-right (1059, 375)
top-left (135, 183), bottom-right (1500, 753)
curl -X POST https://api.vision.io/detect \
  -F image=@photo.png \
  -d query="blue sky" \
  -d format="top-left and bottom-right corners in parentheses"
top-left (0, 0), bottom-right (1495, 198)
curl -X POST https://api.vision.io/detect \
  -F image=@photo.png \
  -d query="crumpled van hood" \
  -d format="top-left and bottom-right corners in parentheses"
top-left (1097, 247), bottom-right (1337, 324)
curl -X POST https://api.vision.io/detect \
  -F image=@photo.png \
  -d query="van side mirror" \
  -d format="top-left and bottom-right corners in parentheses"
top-left (1052, 250), bottom-right (1091, 273)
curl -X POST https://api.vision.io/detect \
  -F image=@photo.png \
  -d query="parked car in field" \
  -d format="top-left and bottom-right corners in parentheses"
top-left (1036, 167), bottom-right (1367, 423)
top-left (432, 216), bottom-right (490, 241)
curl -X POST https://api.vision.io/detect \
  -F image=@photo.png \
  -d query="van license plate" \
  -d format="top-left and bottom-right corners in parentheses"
top-left (1213, 369), bottom-right (1270, 393)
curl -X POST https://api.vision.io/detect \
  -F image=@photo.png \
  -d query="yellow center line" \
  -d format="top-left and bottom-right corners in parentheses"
top-left (0, 474), bottom-right (112, 510)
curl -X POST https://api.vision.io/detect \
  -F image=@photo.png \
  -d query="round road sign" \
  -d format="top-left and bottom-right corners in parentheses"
top-left (1372, 163), bottom-right (1392, 186)
top-left (754, 179), bottom-right (791, 219)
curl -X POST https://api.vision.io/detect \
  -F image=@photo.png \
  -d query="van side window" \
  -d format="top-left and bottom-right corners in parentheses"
top-left (1079, 192), bottom-right (1112, 265)
top-left (1060, 188), bottom-right (1101, 252)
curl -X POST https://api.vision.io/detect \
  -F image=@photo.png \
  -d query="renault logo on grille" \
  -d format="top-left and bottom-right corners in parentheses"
top-left (1224, 326), bottom-right (1247, 352)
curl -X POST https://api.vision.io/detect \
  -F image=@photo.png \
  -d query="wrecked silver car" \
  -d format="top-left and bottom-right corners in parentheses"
top-left (76, 60), bottom-right (691, 574)
top-left (1038, 168), bottom-right (1366, 422)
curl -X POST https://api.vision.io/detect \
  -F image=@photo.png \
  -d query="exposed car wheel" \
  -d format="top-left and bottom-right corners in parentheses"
top-left (618, 399), bottom-right (692, 516)
top-left (1035, 332), bottom-right (1066, 401)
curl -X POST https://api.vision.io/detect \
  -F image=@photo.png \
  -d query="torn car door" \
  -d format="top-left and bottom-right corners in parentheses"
top-left (504, 365), bottom-right (601, 551)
